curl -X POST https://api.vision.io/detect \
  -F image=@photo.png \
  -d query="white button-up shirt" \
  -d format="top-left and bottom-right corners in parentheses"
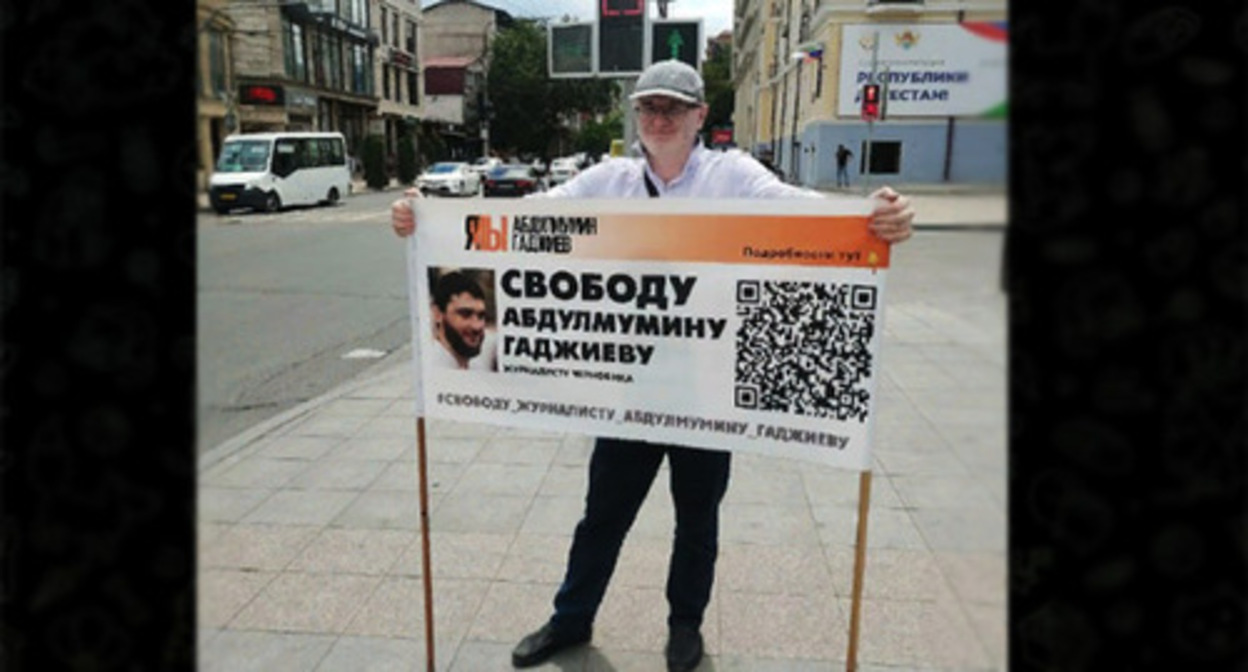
top-left (535, 146), bottom-right (824, 200)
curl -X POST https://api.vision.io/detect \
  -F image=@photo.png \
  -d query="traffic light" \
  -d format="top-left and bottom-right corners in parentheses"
top-left (599, 0), bottom-right (645, 75)
top-left (861, 83), bottom-right (881, 121)
top-left (651, 20), bottom-right (701, 70)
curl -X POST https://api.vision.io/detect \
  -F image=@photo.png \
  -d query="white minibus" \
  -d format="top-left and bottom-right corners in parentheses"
top-left (208, 131), bottom-right (351, 214)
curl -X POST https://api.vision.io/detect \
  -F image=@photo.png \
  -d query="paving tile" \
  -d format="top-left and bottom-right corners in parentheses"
top-left (848, 598), bottom-right (992, 670)
top-left (721, 464), bottom-right (806, 505)
top-left (910, 508), bottom-right (1005, 553)
top-left (327, 435), bottom-right (411, 461)
top-left (610, 538), bottom-right (672, 590)
top-left (353, 415), bottom-right (420, 439)
top-left (963, 601), bottom-right (1007, 669)
top-left (343, 576), bottom-right (489, 644)
top-left (718, 589), bottom-right (846, 660)
top-left (932, 552), bottom-right (1006, 605)
top-left (198, 487), bottom-right (273, 523)
top-left (317, 636), bottom-right (429, 672)
top-left (425, 436), bottom-right (489, 464)
top-left (287, 528), bottom-right (415, 574)
top-left (537, 463), bottom-right (588, 497)
top-left (241, 490), bottom-right (360, 526)
top-left (475, 437), bottom-right (562, 465)
top-left (429, 492), bottom-right (529, 534)
top-left (719, 502), bottom-right (819, 547)
top-left (891, 474), bottom-right (1001, 512)
top-left (199, 523), bottom-right (320, 571)
top-left (202, 457), bottom-right (309, 489)
top-left (286, 458), bottom-right (389, 490)
top-left (392, 531), bottom-right (511, 580)
top-left (594, 585), bottom-right (670, 652)
top-left (803, 468), bottom-right (904, 510)
top-left (198, 630), bottom-right (335, 672)
top-left (318, 397), bottom-right (393, 417)
top-left (198, 569), bottom-right (277, 628)
top-left (333, 490), bottom-right (422, 530)
top-left (449, 462), bottom-right (550, 498)
top-left (519, 495), bottom-right (584, 536)
top-left (369, 460), bottom-right (424, 492)
top-left (252, 435), bottom-right (344, 461)
top-left (812, 504), bottom-right (929, 552)
top-left (230, 572), bottom-right (383, 633)
top-left (466, 581), bottom-right (560, 644)
top-left (716, 543), bottom-right (835, 596)
top-left (824, 547), bottom-right (956, 602)
top-left (495, 533), bottom-right (573, 584)
top-left (280, 413), bottom-right (372, 438)
top-left (875, 450), bottom-right (974, 477)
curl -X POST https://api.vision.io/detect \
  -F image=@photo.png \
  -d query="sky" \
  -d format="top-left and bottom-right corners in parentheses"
top-left (429, 0), bottom-right (734, 42)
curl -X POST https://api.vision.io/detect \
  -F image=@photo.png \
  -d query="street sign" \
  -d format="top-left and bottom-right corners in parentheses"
top-left (549, 22), bottom-right (595, 78)
top-left (598, 0), bottom-right (646, 75)
top-left (650, 19), bottom-right (701, 70)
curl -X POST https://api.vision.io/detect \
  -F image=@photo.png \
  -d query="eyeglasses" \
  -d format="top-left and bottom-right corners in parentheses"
top-left (634, 101), bottom-right (697, 120)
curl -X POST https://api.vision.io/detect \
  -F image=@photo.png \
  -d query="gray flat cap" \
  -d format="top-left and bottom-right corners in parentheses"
top-left (629, 59), bottom-right (704, 104)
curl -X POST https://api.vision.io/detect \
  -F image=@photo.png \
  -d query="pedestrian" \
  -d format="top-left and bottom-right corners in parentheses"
top-left (390, 58), bottom-right (914, 671)
top-left (836, 143), bottom-right (854, 188)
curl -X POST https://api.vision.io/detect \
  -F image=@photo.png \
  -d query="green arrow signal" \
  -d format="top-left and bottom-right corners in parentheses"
top-left (667, 30), bottom-right (684, 59)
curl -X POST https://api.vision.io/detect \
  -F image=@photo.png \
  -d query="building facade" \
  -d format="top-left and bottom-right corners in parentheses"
top-left (197, 0), bottom-right (237, 192)
top-left (420, 0), bottom-right (513, 159)
top-left (373, 0), bottom-right (423, 163)
top-left (225, 0), bottom-right (379, 158)
top-left (733, 0), bottom-right (1007, 188)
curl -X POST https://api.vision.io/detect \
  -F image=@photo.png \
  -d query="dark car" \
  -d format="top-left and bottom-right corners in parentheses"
top-left (483, 164), bottom-right (545, 197)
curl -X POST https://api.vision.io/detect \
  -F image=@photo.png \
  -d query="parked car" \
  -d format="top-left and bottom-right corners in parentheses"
top-left (483, 164), bottom-right (546, 198)
top-left (547, 158), bottom-right (580, 187)
top-left (467, 156), bottom-right (502, 178)
top-left (416, 162), bottom-right (481, 197)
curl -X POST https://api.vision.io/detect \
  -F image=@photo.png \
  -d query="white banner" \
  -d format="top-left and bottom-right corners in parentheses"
top-left (406, 198), bottom-right (889, 470)
top-left (839, 22), bottom-right (1008, 118)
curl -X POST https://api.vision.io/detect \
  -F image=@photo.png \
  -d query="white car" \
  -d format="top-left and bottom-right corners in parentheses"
top-left (547, 158), bottom-right (580, 187)
top-left (416, 162), bottom-right (481, 197)
top-left (467, 156), bottom-right (502, 178)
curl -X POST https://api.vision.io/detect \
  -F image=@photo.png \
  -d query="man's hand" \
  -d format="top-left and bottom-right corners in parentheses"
top-left (391, 187), bottom-right (420, 238)
top-left (868, 186), bottom-right (914, 244)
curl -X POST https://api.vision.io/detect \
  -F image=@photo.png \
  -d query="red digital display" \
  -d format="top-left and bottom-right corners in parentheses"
top-left (240, 85), bottom-right (285, 106)
top-left (601, 0), bottom-right (644, 17)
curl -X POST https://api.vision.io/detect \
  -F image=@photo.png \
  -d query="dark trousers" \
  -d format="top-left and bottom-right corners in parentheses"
top-left (549, 437), bottom-right (732, 633)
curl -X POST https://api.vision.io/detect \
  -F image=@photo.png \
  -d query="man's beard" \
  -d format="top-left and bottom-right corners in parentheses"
top-left (443, 325), bottom-right (482, 360)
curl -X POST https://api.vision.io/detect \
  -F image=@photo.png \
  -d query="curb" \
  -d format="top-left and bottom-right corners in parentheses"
top-left (198, 345), bottom-right (414, 472)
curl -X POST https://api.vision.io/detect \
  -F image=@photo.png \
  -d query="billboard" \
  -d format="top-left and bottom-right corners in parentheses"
top-left (838, 23), bottom-right (1007, 118)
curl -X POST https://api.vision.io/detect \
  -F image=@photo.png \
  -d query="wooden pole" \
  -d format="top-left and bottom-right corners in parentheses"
top-left (845, 470), bottom-right (873, 672)
top-left (416, 417), bottom-right (436, 672)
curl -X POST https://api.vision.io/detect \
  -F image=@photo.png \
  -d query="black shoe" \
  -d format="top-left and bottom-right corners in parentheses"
top-left (511, 622), bottom-right (591, 668)
top-left (665, 625), bottom-right (703, 672)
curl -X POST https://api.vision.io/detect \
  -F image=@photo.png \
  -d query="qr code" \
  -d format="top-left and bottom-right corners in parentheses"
top-left (734, 280), bottom-right (877, 421)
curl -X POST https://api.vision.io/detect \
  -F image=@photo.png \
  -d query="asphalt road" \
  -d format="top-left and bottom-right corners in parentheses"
top-left (196, 190), bottom-right (413, 455)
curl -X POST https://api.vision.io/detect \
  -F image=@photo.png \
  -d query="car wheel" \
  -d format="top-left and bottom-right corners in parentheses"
top-left (263, 192), bottom-right (281, 213)
top-left (326, 187), bottom-right (340, 206)
top-left (213, 206), bottom-right (231, 215)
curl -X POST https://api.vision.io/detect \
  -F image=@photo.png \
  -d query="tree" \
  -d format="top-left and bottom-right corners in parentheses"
top-left (362, 134), bottom-right (387, 190)
top-left (575, 112), bottom-right (622, 157)
top-left (702, 43), bottom-right (734, 134)
top-left (397, 124), bottom-right (418, 185)
top-left (487, 20), bottom-right (618, 159)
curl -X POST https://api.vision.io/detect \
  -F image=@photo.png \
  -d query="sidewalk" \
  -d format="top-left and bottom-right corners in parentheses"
top-left (197, 224), bottom-right (1007, 671)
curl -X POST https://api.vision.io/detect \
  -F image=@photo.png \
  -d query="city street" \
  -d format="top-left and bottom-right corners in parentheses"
top-left (198, 198), bottom-right (1010, 671)
top-left (197, 190), bottom-right (413, 454)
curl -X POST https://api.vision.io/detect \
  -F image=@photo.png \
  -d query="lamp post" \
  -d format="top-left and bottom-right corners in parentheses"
top-left (861, 30), bottom-right (881, 195)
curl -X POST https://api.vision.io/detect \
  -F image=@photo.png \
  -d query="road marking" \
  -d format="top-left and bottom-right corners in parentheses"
top-left (343, 348), bottom-right (387, 359)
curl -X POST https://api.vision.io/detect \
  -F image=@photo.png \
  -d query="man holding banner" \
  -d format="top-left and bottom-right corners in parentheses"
top-left (392, 59), bottom-right (915, 671)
